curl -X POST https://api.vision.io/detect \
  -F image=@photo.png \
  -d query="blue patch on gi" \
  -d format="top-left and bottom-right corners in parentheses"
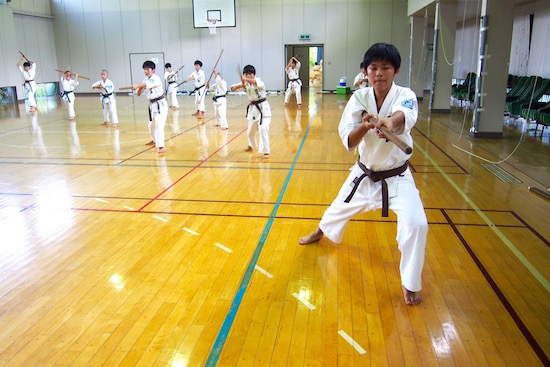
top-left (149, 78), bottom-right (154, 83)
top-left (401, 99), bottom-right (414, 110)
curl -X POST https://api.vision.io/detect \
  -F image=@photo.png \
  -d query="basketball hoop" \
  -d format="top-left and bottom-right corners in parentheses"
top-left (207, 19), bottom-right (217, 35)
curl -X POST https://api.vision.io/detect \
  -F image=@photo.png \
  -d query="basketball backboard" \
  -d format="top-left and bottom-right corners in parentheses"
top-left (193, 0), bottom-right (236, 29)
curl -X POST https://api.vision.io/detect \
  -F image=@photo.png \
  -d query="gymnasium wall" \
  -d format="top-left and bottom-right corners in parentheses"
top-left (43, 0), bottom-right (411, 92)
top-left (0, 1), bottom-right (57, 100)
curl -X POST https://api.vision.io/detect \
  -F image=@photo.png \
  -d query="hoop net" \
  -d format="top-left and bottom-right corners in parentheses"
top-left (207, 19), bottom-right (217, 35)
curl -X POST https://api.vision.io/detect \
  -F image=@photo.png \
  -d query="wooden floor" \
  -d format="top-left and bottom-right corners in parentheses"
top-left (0, 89), bottom-right (549, 366)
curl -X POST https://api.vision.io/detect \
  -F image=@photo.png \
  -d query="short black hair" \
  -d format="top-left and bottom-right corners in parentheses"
top-left (243, 65), bottom-right (256, 75)
top-left (23, 62), bottom-right (31, 68)
top-left (194, 60), bottom-right (202, 67)
top-left (363, 43), bottom-right (401, 71)
top-left (360, 62), bottom-right (365, 69)
top-left (143, 60), bottom-right (156, 70)
top-left (165, 63), bottom-right (171, 68)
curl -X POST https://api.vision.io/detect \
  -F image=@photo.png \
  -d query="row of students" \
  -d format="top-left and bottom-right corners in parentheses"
top-left (130, 61), bottom-right (270, 157)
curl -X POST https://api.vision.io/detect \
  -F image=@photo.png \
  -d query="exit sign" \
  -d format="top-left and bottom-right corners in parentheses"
top-left (299, 34), bottom-right (311, 40)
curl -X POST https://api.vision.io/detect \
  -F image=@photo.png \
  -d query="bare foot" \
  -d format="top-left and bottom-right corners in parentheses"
top-left (102, 122), bottom-right (109, 126)
top-left (262, 153), bottom-right (270, 159)
top-left (192, 111), bottom-right (198, 116)
top-left (298, 104), bottom-right (302, 109)
top-left (298, 228), bottom-right (324, 245)
top-left (244, 146), bottom-right (253, 152)
top-left (402, 285), bottom-right (422, 306)
top-left (221, 127), bottom-right (228, 130)
top-left (157, 147), bottom-right (165, 153)
top-left (145, 140), bottom-right (155, 146)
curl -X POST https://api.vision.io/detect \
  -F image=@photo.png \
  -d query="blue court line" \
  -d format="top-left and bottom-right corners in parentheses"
top-left (205, 99), bottom-right (323, 366)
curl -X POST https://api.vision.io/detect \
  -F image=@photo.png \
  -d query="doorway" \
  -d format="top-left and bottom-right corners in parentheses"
top-left (285, 44), bottom-right (324, 89)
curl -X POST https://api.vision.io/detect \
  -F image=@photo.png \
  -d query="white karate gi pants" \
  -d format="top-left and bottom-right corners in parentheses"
top-left (63, 93), bottom-right (76, 118)
top-left (25, 82), bottom-right (37, 108)
top-left (167, 83), bottom-right (179, 108)
top-left (285, 80), bottom-right (302, 104)
top-left (247, 117), bottom-right (270, 154)
top-left (195, 86), bottom-right (206, 112)
top-left (319, 166), bottom-right (428, 292)
top-left (102, 96), bottom-right (119, 124)
top-left (148, 99), bottom-right (168, 148)
top-left (213, 97), bottom-right (228, 128)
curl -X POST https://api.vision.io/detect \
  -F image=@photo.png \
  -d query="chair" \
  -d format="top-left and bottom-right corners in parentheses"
top-left (453, 73), bottom-right (476, 107)
top-left (505, 77), bottom-right (550, 116)
top-left (505, 76), bottom-right (530, 103)
top-left (535, 107), bottom-right (550, 136)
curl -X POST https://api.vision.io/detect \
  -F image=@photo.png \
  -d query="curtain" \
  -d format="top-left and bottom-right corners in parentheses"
top-left (509, 15), bottom-right (530, 76)
top-left (453, 21), bottom-right (479, 79)
top-left (527, 8), bottom-right (550, 78)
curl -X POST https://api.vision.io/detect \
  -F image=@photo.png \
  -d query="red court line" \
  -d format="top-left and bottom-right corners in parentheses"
top-left (137, 127), bottom-right (247, 212)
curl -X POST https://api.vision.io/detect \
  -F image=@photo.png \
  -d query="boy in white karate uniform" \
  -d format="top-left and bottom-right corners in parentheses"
top-left (164, 63), bottom-right (179, 110)
top-left (60, 71), bottom-right (79, 120)
top-left (353, 62), bottom-right (369, 89)
top-left (183, 60), bottom-right (206, 118)
top-left (231, 64), bottom-right (271, 159)
top-left (132, 61), bottom-right (168, 153)
top-left (92, 70), bottom-right (119, 126)
top-left (299, 43), bottom-right (428, 306)
top-left (16, 56), bottom-right (37, 112)
top-left (284, 56), bottom-right (302, 108)
top-left (208, 69), bottom-right (228, 129)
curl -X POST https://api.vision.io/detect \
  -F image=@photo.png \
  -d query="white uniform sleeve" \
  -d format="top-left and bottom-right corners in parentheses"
top-left (255, 78), bottom-right (265, 91)
top-left (92, 80), bottom-right (101, 88)
top-left (106, 80), bottom-right (115, 93)
top-left (338, 93), bottom-right (367, 151)
top-left (353, 73), bottom-right (361, 86)
top-left (391, 89), bottom-right (418, 133)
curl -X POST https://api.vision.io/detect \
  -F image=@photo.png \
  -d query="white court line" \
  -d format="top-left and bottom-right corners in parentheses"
top-left (152, 215), bottom-right (168, 222)
top-left (214, 242), bottom-right (233, 253)
top-left (338, 330), bottom-right (367, 355)
top-left (123, 206), bottom-right (136, 211)
top-left (182, 227), bottom-right (199, 235)
top-left (254, 265), bottom-right (273, 278)
top-left (94, 198), bottom-right (109, 203)
top-left (292, 292), bottom-right (316, 310)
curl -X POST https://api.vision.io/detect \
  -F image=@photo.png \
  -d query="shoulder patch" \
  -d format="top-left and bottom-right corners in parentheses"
top-left (401, 99), bottom-right (414, 110)
top-left (149, 78), bottom-right (155, 83)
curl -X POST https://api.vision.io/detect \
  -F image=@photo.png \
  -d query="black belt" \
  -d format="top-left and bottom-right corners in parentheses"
top-left (192, 84), bottom-right (205, 94)
top-left (61, 91), bottom-right (74, 104)
top-left (289, 78), bottom-right (299, 82)
top-left (247, 98), bottom-right (267, 125)
top-left (23, 79), bottom-right (35, 92)
top-left (101, 93), bottom-right (113, 108)
top-left (148, 95), bottom-right (165, 121)
top-left (168, 81), bottom-right (177, 84)
top-left (213, 94), bottom-right (226, 102)
top-left (344, 159), bottom-right (409, 217)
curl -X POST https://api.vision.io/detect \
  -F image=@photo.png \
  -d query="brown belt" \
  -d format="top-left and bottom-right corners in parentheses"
top-left (344, 158), bottom-right (409, 217)
top-left (247, 97), bottom-right (267, 125)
